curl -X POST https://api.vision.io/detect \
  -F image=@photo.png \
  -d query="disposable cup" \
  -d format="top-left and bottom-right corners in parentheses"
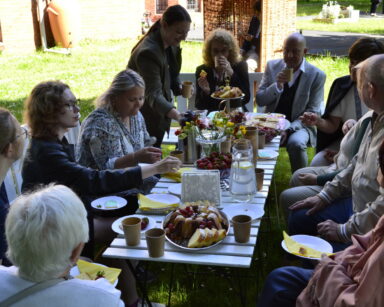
top-left (232, 215), bottom-right (252, 243)
top-left (145, 228), bottom-right (165, 258)
top-left (122, 217), bottom-right (141, 246)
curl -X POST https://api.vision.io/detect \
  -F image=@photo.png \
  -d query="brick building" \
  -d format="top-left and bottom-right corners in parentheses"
top-left (0, 0), bottom-right (145, 54)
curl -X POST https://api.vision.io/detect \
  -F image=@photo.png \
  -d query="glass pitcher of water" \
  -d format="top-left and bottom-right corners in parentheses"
top-left (229, 139), bottom-right (256, 202)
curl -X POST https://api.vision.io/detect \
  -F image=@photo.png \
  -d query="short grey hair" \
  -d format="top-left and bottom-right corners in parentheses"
top-left (365, 54), bottom-right (384, 88)
top-left (6, 184), bottom-right (89, 282)
top-left (95, 69), bottom-right (145, 112)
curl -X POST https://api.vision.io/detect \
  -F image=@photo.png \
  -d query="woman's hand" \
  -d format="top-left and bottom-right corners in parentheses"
top-left (300, 112), bottom-right (319, 127)
top-left (197, 76), bottom-right (210, 95)
top-left (134, 147), bottom-right (162, 164)
top-left (215, 55), bottom-right (233, 77)
top-left (153, 156), bottom-right (181, 174)
top-left (167, 108), bottom-right (181, 121)
top-left (342, 119), bottom-right (357, 135)
top-left (140, 156), bottom-right (181, 179)
top-left (298, 173), bottom-right (317, 185)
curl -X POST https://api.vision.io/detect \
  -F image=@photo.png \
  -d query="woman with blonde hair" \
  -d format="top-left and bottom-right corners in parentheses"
top-left (0, 108), bottom-right (27, 266)
top-left (77, 69), bottom-right (161, 172)
top-left (195, 28), bottom-right (250, 112)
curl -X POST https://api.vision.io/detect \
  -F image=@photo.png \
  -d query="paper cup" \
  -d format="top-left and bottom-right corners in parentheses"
top-left (232, 215), bottom-right (252, 243)
top-left (258, 132), bottom-right (266, 149)
top-left (170, 150), bottom-right (184, 163)
top-left (181, 81), bottom-right (193, 98)
top-left (145, 228), bottom-right (165, 258)
top-left (284, 67), bottom-right (293, 82)
top-left (122, 217), bottom-right (141, 246)
top-left (255, 168), bottom-right (265, 191)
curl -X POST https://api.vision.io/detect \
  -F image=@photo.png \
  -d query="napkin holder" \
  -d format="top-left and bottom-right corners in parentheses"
top-left (181, 170), bottom-right (221, 206)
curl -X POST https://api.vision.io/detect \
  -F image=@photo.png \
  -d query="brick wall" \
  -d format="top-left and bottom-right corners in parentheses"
top-left (0, 1), bottom-right (37, 54)
top-left (79, 0), bottom-right (144, 40)
top-left (0, 0), bottom-right (145, 54)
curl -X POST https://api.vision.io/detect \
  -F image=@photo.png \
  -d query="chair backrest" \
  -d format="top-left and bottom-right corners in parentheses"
top-left (3, 123), bottom-right (81, 203)
top-left (177, 72), bottom-right (264, 112)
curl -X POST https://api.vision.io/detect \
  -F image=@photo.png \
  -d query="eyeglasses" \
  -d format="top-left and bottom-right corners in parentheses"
top-left (63, 99), bottom-right (81, 111)
top-left (15, 126), bottom-right (29, 140)
top-left (0, 126), bottom-right (29, 154)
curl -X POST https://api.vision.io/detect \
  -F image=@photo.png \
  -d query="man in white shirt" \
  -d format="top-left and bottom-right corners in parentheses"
top-left (256, 33), bottom-right (326, 172)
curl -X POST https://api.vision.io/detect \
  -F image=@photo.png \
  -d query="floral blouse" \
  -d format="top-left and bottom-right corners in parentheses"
top-left (76, 107), bottom-right (151, 170)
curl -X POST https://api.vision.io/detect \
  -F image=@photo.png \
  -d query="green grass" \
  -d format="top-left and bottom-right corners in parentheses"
top-left (0, 39), bottom-right (204, 123)
top-left (297, 0), bottom-right (384, 34)
top-left (297, 0), bottom-right (371, 16)
top-left (297, 18), bottom-right (384, 35)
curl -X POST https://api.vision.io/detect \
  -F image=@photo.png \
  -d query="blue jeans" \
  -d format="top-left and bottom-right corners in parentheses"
top-left (288, 197), bottom-right (353, 252)
top-left (257, 266), bottom-right (313, 307)
top-left (286, 128), bottom-right (310, 173)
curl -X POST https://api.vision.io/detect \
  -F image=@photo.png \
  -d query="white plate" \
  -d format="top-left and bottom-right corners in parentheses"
top-left (163, 210), bottom-right (230, 251)
top-left (111, 214), bottom-right (157, 235)
top-left (91, 196), bottom-right (127, 210)
top-left (70, 263), bottom-right (118, 287)
top-left (281, 235), bottom-right (333, 260)
top-left (222, 204), bottom-right (264, 221)
top-left (139, 193), bottom-right (180, 206)
top-left (258, 149), bottom-right (279, 160)
top-left (168, 183), bottom-right (182, 196)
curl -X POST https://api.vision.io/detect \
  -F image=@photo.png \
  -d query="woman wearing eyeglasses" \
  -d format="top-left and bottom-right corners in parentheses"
top-left (21, 81), bottom-right (181, 251)
top-left (0, 108), bottom-right (27, 266)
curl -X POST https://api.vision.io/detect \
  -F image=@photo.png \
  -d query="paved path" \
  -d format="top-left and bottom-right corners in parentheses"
top-left (187, 14), bottom-right (384, 57)
top-left (303, 29), bottom-right (384, 57)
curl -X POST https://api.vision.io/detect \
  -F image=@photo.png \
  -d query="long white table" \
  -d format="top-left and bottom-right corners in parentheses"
top-left (103, 137), bottom-right (280, 269)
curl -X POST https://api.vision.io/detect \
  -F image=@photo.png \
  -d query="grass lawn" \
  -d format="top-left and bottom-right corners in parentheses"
top-left (297, 0), bottom-right (371, 16)
top-left (297, 0), bottom-right (384, 35)
top-left (297, 18), bottom-right (384, 35)
top-left (0, 38), bottom-right (336, 305)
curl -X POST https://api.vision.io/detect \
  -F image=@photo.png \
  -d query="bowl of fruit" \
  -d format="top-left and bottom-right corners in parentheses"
top-left (196, 152), bottom-right (232, 179)
top-left (163, 201), bottom-right (230, 250)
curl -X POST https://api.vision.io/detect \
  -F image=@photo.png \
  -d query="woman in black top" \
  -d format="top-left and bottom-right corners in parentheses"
top-left (195, 29), bottom-right (250, 113)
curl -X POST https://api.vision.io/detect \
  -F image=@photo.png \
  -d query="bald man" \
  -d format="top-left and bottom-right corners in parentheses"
top-left (256, 33), bottom-right (326, 172)
top-left (257, 54), bottom-right (384, 307)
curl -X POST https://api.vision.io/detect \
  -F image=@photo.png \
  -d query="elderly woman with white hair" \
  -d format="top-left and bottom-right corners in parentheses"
top-left (0, 184), bottom-right (124, 306)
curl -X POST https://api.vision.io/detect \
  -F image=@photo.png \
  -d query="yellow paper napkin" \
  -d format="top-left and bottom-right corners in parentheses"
top-left (76, 259), bottom-right (121, 285)
top-left (162, 167), bottom-right (193, 183)
top-left (138, 193), bottom-right (179, 211)
top-left (283, 231), bottom-right (333, 259)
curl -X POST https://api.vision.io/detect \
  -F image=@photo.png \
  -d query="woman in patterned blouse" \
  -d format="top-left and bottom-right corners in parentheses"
top-left (77, 69), bottom-right (162, 171)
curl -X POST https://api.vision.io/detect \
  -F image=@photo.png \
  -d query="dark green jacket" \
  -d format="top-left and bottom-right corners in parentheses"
top-left (128, 29), bottom-right (182, 140)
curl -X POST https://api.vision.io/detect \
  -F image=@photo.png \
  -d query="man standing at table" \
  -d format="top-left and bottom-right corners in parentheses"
top-left (256, 33), bottom-right (326, 172)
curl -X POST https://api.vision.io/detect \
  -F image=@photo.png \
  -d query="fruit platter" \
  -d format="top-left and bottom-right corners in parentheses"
top-left (245, 112), bottom-right (289, 130)
top-left (163, 201), bottom-right (230, 250)
top-left (196, 152), bottom-right (232, 179)
top-left (211, 86), bottom-right (244, 99)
